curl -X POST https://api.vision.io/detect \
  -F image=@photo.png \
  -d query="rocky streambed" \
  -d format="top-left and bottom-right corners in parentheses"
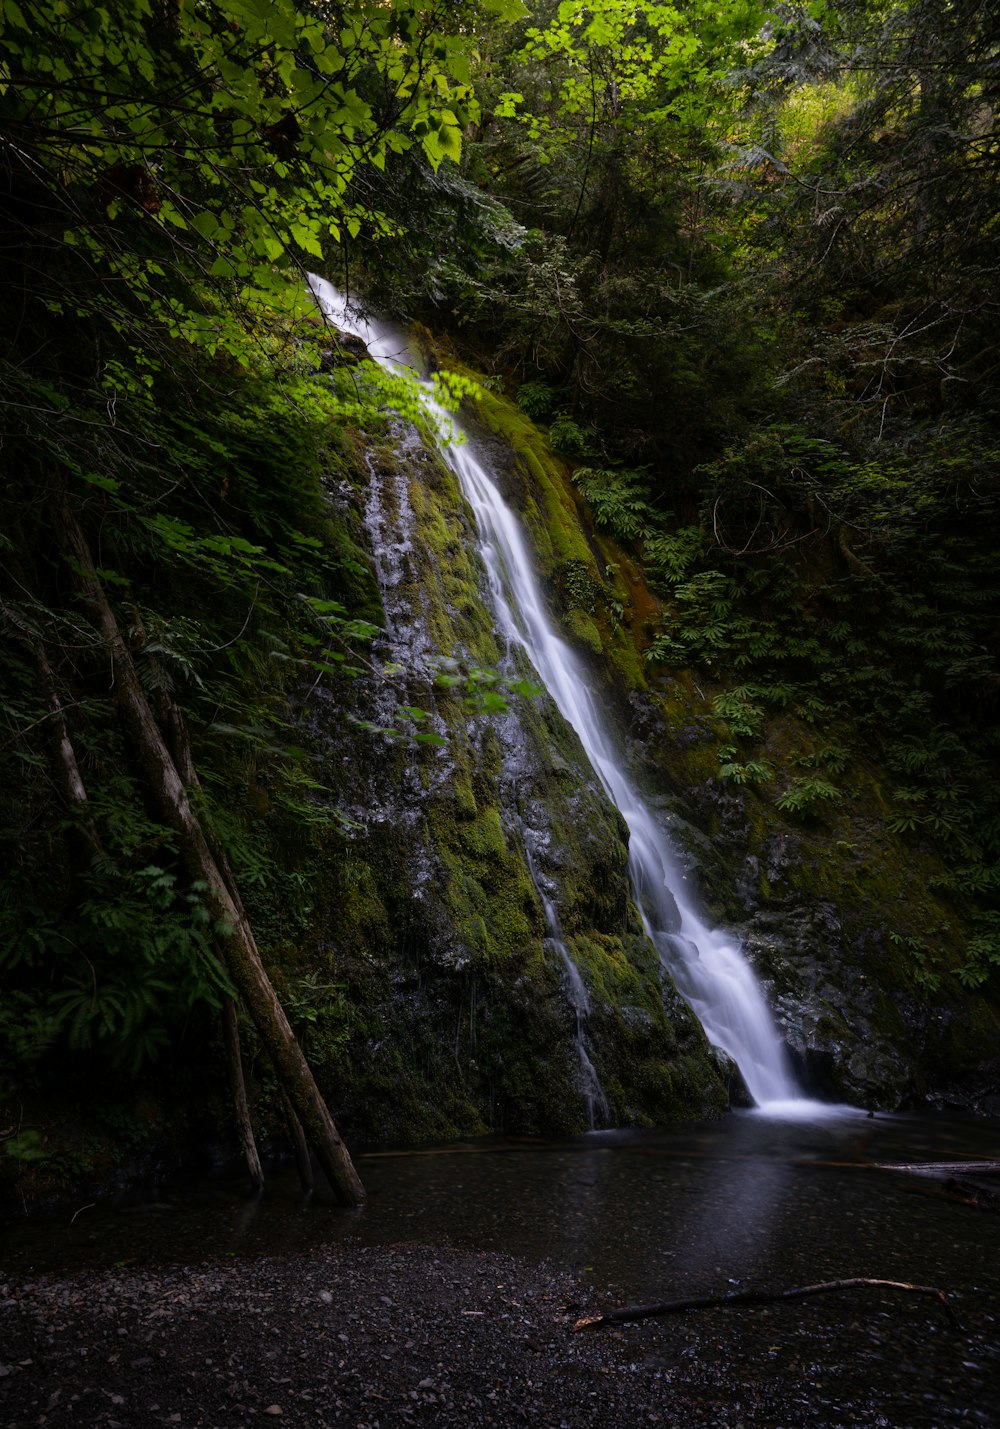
top-left (2, 1240), bottom-right (998, 1427)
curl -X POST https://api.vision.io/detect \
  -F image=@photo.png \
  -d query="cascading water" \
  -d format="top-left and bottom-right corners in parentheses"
top-left (310, 275), bottom-right (806, 1111)
top-left (524, 842), bottom-right (610, 1129)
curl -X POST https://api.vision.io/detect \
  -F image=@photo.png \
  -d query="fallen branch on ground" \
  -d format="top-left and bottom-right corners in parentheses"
top-left (573, 1278), bottom-right (960, 1332)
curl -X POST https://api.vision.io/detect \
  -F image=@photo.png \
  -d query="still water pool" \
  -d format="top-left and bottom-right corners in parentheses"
top-left (3, 1108), bottom-right (997, 1292)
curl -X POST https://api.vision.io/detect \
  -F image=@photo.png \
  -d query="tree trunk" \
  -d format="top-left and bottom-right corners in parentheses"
top-left (222, 996), bottom-right (265, 1193)
top-left (37, 646), bottom-right (102, 862)
top-left (157, 679), bottom-right (267, 1194)
top-left (54, 491), bottom-right (366, 1207)
top-left (281, 1087), bottom-right (315, 1194)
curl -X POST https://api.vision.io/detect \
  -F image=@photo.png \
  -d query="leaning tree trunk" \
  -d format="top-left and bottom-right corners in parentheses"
top-left (155, 684), bottom-right (265, 1192)
top-left (54, 491), bottom-right (365, 1206)
top-left (281, 1087), bottom-right (315, 1194)
top-left (163, 687), bottom-right (322, 1197)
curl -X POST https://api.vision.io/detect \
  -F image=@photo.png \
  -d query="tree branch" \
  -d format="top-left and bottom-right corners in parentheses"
top-left (573, 1278), bottom-right (960, 1332)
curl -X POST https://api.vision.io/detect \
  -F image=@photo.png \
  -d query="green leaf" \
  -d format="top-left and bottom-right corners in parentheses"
top-left (434, 117), bottom-right (463, 165)
top-left (481, 0), bottom-right (527, 18)
top-left (291, 223), bottom-right (324, 259)
top-left (1, 0), bottom-right (29, 30)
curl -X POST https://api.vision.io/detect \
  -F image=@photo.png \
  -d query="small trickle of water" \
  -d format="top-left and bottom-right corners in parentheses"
top-left (527, 848), bottom-right (609, 1129)
top-left (309, 276), bottom-right (806, 1111)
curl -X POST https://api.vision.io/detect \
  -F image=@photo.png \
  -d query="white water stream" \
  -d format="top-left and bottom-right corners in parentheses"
top-left (310, 276), bottom-right (806, 1111)
top-left (526, 842), bottom-right (610, 1129)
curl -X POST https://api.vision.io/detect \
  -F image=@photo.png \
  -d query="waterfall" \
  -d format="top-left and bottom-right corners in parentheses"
top-left (524, 841), bottom-right (610, 1129)
top-left (309, 276), bottom-right (805, 1110)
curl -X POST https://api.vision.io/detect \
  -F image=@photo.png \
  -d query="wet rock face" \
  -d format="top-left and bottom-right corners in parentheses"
top-left (681, 841), bottom-right (987, 1113)
top-left (738, 911), bottom-right (912, 1108)
top-left (299, 420), bottom-right (726, 1143)
top-left (613, 680), bottom-right (1000, 1116)
top-left (302, 373), bottom-right (998, 1131)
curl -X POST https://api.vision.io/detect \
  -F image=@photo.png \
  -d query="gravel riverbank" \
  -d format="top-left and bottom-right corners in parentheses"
top-left (2, 1246), bottom-right (652, 1428)
top-left (2, 1242), bottom-right (998, 1427)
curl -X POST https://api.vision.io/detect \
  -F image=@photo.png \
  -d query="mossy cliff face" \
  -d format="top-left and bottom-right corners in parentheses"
top-left (291, 342), bottom-right (997, 1138)
top-left (6, 338), bottom-right (993, 1207)
top-left (298, 402), bottom-right (726, 1143)
top-left (614, 684), bottom-right (1000, 1113)
top-left (372, 347), bottom-right (998, 1117)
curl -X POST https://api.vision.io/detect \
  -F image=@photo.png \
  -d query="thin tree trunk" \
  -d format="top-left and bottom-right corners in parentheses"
top-left (37, 646), bottom-right (102, 862)
top-left (281, 1087), bottom-right (315, 1194)
top-left (222, 996), bottom-right (265, 1192)
top-left (54, 492), bottom-right (366, 1206)
top-left (159, 686), bottom-right (267, 1193)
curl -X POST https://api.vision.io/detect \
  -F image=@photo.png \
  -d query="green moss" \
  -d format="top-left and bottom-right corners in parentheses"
top-left (289, 402), bottom-right (732, 1138)
top-left (322, 513), bottom-right (384, 629)
top-left (364, 436), bottom-right (502, 666)
top-left (425, 794), bottom-right (539, 965)
top-left (568, 932), bottom-right (651, 1012)
top-left (312, 401), bottom-right (998, 1123)
top-left (452, 772), bottom-right (478, 818)
top-left (564, 608), bottom-right (605, 657)
top-left (449, 378), bottom-right (650, 689)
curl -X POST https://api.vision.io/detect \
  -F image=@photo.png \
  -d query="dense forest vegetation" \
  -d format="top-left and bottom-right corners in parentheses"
top-left (1, 0), bottom-right (997, 1195)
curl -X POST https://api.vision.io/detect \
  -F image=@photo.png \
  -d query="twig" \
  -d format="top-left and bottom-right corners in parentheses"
top-left (573, 1278), bottom-right (960, 1332)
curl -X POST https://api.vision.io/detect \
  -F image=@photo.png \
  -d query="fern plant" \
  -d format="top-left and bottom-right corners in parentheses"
top-left (775, 776), bottom-right (843, 817)
top-left (572, 466), bottom-right (655, 540)
top-left (888, 932), bottom-right (941, 993)
top-left (548, 412), bottom-right (591, 457)
top-left (791, 743), bottom-right (850, 776)
top-left (516, 380), bottom-right (555, 419)
top-left (713, 687), bottom-right (766, 740)
top-left (0, 859), bottom-right (233, 1077)
top-left (718, 749), bottom-right (774, 787)
top-left (958, 914), bottom-right (1000, 988)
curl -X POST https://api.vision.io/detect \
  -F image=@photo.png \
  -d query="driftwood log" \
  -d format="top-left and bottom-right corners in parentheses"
top-left (573, 1278), bottom-right (960, 1332)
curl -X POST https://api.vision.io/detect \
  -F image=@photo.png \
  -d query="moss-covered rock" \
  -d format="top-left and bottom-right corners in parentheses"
top-left (412, 349), bottom-right (999, 1116)
top-left (290, 385), bottom-right (727, 1143)
top-left (612, 670), bottom-right (1000, 1112)
top-left (311, 351), bottom-right (998, 1125)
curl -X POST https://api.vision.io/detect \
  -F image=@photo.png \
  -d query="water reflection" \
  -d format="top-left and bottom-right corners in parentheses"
top-left (667, 1130), bottom-right (789, 1288)
top-left (2, 1111), bottom-right (998, 1305)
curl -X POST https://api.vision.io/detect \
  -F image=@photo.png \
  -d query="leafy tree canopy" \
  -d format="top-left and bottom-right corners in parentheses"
top-left (0, 0), bottom-right (526, 362)
top-left (496, 0), bottom-right (777, 139)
